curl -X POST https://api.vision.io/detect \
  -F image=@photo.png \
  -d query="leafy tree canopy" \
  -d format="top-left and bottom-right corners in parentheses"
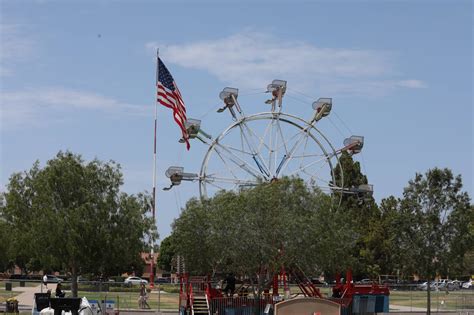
top-left (171, 177), bottom-right (356, 292)
top-left (158, 235), bottom-right (177, 272)
top-left (0, 151), bottom-right (157, 296)
top-left (399, 168), bottom-right (472, 278)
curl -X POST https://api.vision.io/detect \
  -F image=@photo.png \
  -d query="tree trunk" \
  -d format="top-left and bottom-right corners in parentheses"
top-left (253, 274), bottom-right (263, 315)
top-left (427, 278), bottom-right (431, 315)
top-left (71, 266), bottom-right (78, 297)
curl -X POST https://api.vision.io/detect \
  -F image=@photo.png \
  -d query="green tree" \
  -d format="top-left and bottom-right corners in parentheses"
top-left (0, 151), bottom-right (157, 296)
top-left (333, 152), bottom-right (381, 278)
top-left (157, 235), bottom-right (177, 272)
top-left (399, 168), bottom-right (472, 315)
top-left (0, 218), bottom-right (14, 272)
top-left (171, 177), bottom-right (355, 295)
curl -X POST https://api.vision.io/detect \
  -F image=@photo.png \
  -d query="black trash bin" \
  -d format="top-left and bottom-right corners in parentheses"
top-left (35, 292), bottom-right (51, 312)
top-left (50, 297), bottom-right (81, 315)
top-left (20, 281), bottom-right (25, 287)
top-left (6, 298), bottom-right (19, 313)
top-left (5, 282), bottom-right (12, 291)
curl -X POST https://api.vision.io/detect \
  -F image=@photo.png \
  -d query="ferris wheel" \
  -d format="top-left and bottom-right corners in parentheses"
top-left (164, 79), bottom-right (373, 205)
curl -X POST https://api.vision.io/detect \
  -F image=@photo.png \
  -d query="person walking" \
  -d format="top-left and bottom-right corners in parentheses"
top-left (138, 283), bottom-right (150, 309)
top-left (42, 274), bottom-right (48, 292)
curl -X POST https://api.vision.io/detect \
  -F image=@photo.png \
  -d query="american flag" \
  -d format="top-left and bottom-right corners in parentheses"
top-left (157, 57), bottom-right (190, 150)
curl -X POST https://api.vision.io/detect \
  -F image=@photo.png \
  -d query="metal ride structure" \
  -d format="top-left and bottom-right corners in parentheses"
top-left (164, 79), bottom-right (373, 204)
top-left (164, 80), bottom-right (389, 314)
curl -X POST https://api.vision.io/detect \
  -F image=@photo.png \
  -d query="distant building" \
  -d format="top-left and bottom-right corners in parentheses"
top-left (140, 252), bottom-right (162, 280)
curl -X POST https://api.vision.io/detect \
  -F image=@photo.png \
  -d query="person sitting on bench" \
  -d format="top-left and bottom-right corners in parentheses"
top-left (55, 282), bottom-right (65, 298)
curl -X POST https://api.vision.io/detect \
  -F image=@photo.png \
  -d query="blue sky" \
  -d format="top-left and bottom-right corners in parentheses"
top-left (1, 0), bottom-right (472, 239)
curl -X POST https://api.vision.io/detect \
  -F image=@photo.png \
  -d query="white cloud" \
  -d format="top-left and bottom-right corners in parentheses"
top-left (147, 31), bottom-right (426, 96)
top-left (0, 24), bottom-right (35, 76)
top-left (0, 87), bottom-right (148, 129)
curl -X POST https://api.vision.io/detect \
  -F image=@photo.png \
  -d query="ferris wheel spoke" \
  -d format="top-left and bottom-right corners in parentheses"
top-left (276, 118), bottom-right (289, 155)
top-left (302, 168), bottom-right (327, 188)
top-left (274, 126), bottom-right (307, 157)
top-left (271, 113), bottom-right (283, 178)
top-left (301, 169), bottom-right (334, 189)
top-left (214, 142), bottom-right (267, 180)
top-left (206, 158), bottom-right (250, 179)
top-left (223, 144), bottom-right (254, 156)
top-left (275, 128), bottom-right (310, 177)
top-left (203, 180), bottom-right (227, 191)
top-left (255, 116), bottom-right (277, 177)
top-left (242, 120), bottom-right (273, 154)
top-left (299, 131), bottom-right (311, 170)
top-left (268, 117), bottom-right (276, 176)
top-left (213, 147), bottom-right (241, 180)
top-left (203, 176), bottom-right (259, 186)
top-left (238, 122), bottom-right (271, 177)
top-left (258, 117), bottom-right (274, 154)
top-left (314, 159), bottom-right (335, 185)
top-left (315, 185), bottom-right (342, 192)
top-left (286, 153), bottom-right (333, 177)
top-left (291, 153), bottom-right (327, 158)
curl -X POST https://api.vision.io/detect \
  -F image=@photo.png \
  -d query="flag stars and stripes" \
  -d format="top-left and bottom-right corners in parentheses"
top-left (157, 58), bottom-right (190, 150)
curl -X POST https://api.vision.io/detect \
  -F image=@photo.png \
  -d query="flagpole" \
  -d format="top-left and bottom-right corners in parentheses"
top-left (150, 48), bottom-right (159, 289)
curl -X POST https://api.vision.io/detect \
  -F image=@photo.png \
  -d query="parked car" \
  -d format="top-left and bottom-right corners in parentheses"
top-left (155, 277), bottom-right (171, 284)
top-left (462, 279), bottom-right (473, 289)
top-left (77, 275), bottom-right (89, 282)
top-left (45, 275), bottom-right (63, 283)
top-left (436, 279), bottom-right (450, 290)
top-left (417, 282), bottom-right (428, 290)
top-left (417, 281), bottom-right (437, 291)
top-left (447, 280), bottom-right (462, 290)
top-left (124, 276), bottom-right (148, 285)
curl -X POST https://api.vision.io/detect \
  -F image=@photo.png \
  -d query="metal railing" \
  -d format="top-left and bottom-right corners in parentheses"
top-left (209, 296), bottom-right (274, 315)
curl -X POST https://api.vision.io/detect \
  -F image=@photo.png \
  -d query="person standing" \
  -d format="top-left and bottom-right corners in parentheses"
top-left (224, 273), bottom-right (236, 297)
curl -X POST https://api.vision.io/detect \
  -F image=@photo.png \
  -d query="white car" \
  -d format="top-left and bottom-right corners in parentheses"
top-left (417, 281), bottom-right (437, 291)
top-left (124, 276), bottom-right (148, 285)
top-left (45, 275), bottom-right (63, 283)
top-left (462, 279), bottom-right (473, 289)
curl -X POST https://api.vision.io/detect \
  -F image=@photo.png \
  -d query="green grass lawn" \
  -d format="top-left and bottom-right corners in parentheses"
top-left (1, 281), bottom-right (41, 289)
top-left (76, 290), bottom-right (180, 310)
top-left (389, 290), bottom-right (474, 310)
top-left (11, 281), bottom-right (41, 288)
top-left (0, 289), bottom-right (18, 304)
